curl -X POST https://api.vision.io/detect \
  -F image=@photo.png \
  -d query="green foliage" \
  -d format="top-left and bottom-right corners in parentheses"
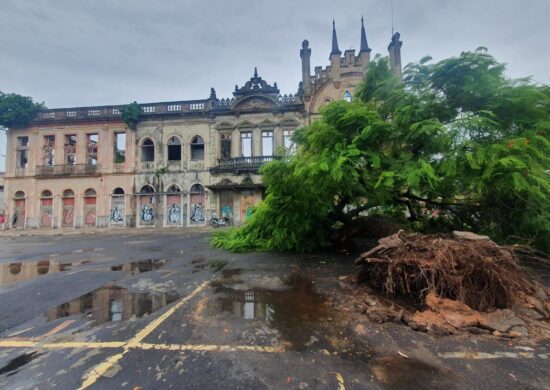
top-left (213, 49), bottom-right (550, 253)
top-left (120, 101), bottom-right (142, 129)
top-left (0, 92), bottom-right (45, 129)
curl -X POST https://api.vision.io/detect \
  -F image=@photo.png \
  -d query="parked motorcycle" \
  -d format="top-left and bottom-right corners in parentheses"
top-left (210, 215), bottom-right (233, 228)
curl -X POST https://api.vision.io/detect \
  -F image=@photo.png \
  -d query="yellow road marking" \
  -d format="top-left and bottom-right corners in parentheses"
top-left (7, 327), bottom-right (35, 337)
top-left (323, 372), bottom-right (345, 390)
top-left (43, 320), bottom-right (75, 337)
top-left (79, 281), bottom-right (210, 389)
top-left (135, 343), bottom-right (284, 353)
top-left (0, 340), bottom-right (37, 348)
top-left (438, 351), bottom-right (548, 359)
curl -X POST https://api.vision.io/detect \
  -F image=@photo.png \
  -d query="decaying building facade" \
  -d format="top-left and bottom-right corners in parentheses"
top-left (2, 21), bottom-right (402, 229)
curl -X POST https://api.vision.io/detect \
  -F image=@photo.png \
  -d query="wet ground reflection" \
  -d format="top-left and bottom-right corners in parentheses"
top-left (210, 274), bottom-right (330, 351)
top-left (46, 284), bottom-right (179, 326)
top-left (0, 259), bottom-right (167, 287)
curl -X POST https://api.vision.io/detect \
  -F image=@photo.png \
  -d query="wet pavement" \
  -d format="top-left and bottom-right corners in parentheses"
top-left (0, 230), bottom-right (548, 389)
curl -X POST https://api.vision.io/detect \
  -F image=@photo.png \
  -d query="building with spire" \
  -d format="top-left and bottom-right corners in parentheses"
top-left (1, 20), bottom-right (403, 230)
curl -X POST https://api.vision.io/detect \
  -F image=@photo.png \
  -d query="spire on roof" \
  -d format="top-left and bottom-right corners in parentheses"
top-left (254, 67), bottom-right (258, 78)
top-left (359, 16), bottom-right (371, 53)
top-left (331, 19), bottom-right (341, 56)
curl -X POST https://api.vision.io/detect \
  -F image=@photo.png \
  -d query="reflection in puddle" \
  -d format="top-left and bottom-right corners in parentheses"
top-left (210, 274), bottom-right (329, 351)
top-left (0, 351), bottom-right (45, 376)
top-left (371, 355), bottom-right (451, 389)
top-left (0, 260), bottom-right (86, 287)
top-left (46, 284), bottom-right (179, 326)
top-left (0, 259), bottom-right (167, 287)
top-left (110, 259), bottom-right (167, 273)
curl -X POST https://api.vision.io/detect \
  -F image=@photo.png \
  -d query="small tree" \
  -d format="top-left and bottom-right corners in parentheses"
top-left (0, 92), bottom-right (45, 129)
top-left (120, 101), bottom-right (142, 129)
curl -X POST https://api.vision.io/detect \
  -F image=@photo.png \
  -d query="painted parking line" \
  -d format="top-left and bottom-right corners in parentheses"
top-left (78, 280), bottom-right (210, 390)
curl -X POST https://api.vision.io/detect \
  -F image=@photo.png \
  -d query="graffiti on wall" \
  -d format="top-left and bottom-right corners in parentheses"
top-left (240, 191), bottom-right (256, 222)
top-left (168, 204), bottom-right (181, 224)
top-left (141, 205), bottom-right (154, 223)
top-left (190, 203), bottom-right (204, 223)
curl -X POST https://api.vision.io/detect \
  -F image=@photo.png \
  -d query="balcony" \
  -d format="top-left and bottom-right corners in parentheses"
top-left (36, 164), bottom-right (100, 178)
top-left (209, 156), bottom-right (276, 174)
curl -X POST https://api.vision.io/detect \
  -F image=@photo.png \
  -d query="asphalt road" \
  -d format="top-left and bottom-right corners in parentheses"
top-left (0, 230), bottom-right (548, 389)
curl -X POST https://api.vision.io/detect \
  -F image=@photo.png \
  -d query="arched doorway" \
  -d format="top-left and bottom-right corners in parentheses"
top-left (83, 188), bottom-right (97, 227)
top-left (40, 190), bottom-right (53, 228)
top-left (110, 187), bottom-right (126, 227)
top-left (12, 191), bottom-right (26, 229)
top-left (138, 185), bottom-right (155, 227)
top-left (165, 185), bottom-right (184, 227)
top-left (61, 189), bottom-right (75, 227)
top-left (189, 184), bottom-right (205, 224)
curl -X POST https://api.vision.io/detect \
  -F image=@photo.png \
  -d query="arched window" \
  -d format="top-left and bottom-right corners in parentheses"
top-left (84, 188), bottom-right (96, 197)
top-left (140, 185), bottom-right (155, 194)
top-left (62, 189), bottom-right (74, 198)
top-left (41, 190), bottom-right (53, 198)
top-left (14, 191), bottom-right (26, 199)
top-left (343, 91), bottom-right (352, 102)
top-left (167, 185), bottom-right (181, 193)
top-left (112, 187), bottom-right (125, 195)
top-left (190, 184), bottom-right (204, 194)
top-left (167, 137), bottom-right (181, 161)
top-left (141, 138), bottom-right (155, 162)
top-left (190, 136), bottom-right (205, 161)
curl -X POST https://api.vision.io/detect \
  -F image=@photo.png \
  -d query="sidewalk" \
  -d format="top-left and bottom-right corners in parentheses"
top-left (0, 225), bottom-right (214, 237)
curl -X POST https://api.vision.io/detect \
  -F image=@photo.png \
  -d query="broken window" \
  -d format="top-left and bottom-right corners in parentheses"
top-left (114, 132), bottom-right (126, 163)
top-left (87, 134), bottom-right (98, 165)
top-left (141, 138), bottom-right (154, 162)
top-left (261, 131), bottom-right (273, 156)
top-left (167, 136), bottom-right (181, 161)
top-left (16, 137), bottom-right (28, 168)
top-left (220, 133), bottom-right (231, 159)
top-left (240, 132), bottom-right (252, 157)
top-left (64, 134), bottom-right (77, 165)
top-left (43, 135), bottom-right (55, 166)
top-left (190, 135), bottom-right (204, 161)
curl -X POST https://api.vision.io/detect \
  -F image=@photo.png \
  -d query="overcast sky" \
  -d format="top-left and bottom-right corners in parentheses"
top-left (1, 0), bottom-right (549, 171)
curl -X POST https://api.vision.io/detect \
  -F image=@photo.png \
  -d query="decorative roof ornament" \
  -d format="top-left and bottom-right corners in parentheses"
top-left (233, 68), bottom-right (280, 96)
top-left (210, 87), bottom-right (217, 100)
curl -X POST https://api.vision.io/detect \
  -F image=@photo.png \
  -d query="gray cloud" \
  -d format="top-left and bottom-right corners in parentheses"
top-left (1, 0), bottom-right (549, 170)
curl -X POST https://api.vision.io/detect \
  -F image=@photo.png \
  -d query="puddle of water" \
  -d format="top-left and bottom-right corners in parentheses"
top-left (371, 355), bottom-right (451, 389)
top-left (110, 259), bottom-right (167, 273)
top-left (209, 274), bottom-right (330, 351)
top-left (0, 351), bottom-right (45, 376)
top-left (46, 284), bottom-right (179, 326)
top-left (0, 260), bottom-right (87, 287)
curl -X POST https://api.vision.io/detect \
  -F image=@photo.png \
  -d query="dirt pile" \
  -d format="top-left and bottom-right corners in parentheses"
top-left (350, 231), bottom-right (550, 339)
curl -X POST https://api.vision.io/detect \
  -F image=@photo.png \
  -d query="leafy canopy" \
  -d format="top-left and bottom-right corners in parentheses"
top-left (213, 48), bottom-right (550, 253)
top-left (0, 92), bottom-right (45, 129)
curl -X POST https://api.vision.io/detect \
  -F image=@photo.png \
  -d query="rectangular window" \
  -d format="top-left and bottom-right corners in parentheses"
top-left (220, 133), bottom-right (231, 159)
top-left (43, 135), bottom-right (55, 166)
top-left (240, 132), bottom-right (252, 157)
top-left (283, 129), bottom-right (295, 154)
top-left (261, 131), bottom-right (273, 156)
top-left (16, 136), bottom-right (29, 168)
top-left (114, 132), bottom-right (126, 163)
top-left (87, 133), bottom-right (99, 165)
top-left (64, 134), bottom-right (77, 165)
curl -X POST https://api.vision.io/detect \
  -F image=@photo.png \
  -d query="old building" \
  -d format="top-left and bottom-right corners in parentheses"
top-left (1, 21), bottom-right (402, 230)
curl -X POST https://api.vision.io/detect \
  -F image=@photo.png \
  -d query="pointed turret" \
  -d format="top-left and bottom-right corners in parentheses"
top-left (330, 19), bottom-right (341, 56)
top-left (359, 17), bottom-right (371, 53)
top-left (300, 39), bottom-right (312, 98)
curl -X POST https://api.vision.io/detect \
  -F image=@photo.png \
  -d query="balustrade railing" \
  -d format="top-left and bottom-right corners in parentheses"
top-left (210, 156), bottom-right (276, 174)
top-left (35, 164), bottom-right (100, 177)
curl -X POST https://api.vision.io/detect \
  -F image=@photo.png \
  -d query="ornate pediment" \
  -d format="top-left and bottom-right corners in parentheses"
top-left (233, 95), bottom-right (278, 111)
top-left (234, 68), bottom-right (280, 96)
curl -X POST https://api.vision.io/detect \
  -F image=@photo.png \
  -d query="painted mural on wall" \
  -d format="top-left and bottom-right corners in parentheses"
top-left (220, 191), bottom-right (233, 219)
top-left (62, 197), bottom-right (75, 227)
top-left (240, 191), bottom-right (256, 223)
top-left (168, 204), bottom-right (181, 224)
top-left (40, 198), bottom-right (53, 227)
top-left (190, 203), bottom-right (204, 224)
top-left (13, 199), bottom-right (25, 229)
top-left (140, 204), bottom-right (154, 225)
top-left (110, 196), bottom-right (125, 226)
top-left (83, 197), bottom-right (97, 227)
top-left (190, 186), bottom-right (206, 225)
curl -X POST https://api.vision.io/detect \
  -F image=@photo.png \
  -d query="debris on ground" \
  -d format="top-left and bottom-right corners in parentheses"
top-left (342, 231), bottom-right (550, 339)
